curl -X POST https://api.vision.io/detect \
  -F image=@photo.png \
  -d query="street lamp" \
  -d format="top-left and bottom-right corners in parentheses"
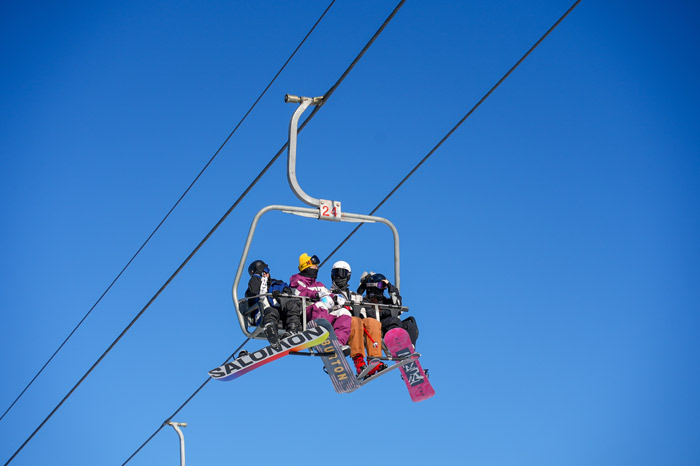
top-left (166, 421), bottom-right (187, 466)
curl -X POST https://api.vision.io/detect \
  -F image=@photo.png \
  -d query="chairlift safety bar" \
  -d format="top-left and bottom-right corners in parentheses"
top-left (232, 204), bottom-right (400, 338)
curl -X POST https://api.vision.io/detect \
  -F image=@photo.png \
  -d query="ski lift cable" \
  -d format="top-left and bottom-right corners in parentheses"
top-left (0, 0), bottom-right (338, 426)
top-left (121, 1), bottom-right (581, 463)
top-left (2, 2), bottom-right (406, 465)
top-left (321, 0), bottom-right (582, 269)
top-left (120, 2), bottom-right (409, 462)
top-left (120, 337), bottom-right (251, 466)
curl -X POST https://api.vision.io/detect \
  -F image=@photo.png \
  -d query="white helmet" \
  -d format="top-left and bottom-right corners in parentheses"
top-left (331, 260), bottom-right (351, 282)
top-left (332, 260), bottom-right (351, 273)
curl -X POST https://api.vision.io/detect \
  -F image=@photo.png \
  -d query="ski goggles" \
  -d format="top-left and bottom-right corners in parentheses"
top-left (263, 267), bottom-right (270, 274)
top-left (300, 255), bottom-right (320, 270)
top-left (366, 280), bottom-right (387, 289)
top-left (331, 268), bottom-right (350, 279)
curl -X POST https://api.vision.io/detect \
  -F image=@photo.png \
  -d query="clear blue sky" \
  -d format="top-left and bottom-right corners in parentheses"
top-left (1, 1), bottom-right (699, 465)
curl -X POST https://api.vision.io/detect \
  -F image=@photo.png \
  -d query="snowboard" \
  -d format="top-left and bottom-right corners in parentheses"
top-left (384, 327), bottom-right (435, 402)
top-left (209, 326), bottom-right (329, 381)
top-left (309, 319), bottom-right (360, 394)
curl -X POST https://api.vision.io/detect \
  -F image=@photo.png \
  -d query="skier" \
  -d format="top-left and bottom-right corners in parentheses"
top-left (245, 260), bottom-right (302, 350)
top-left (289, 253), bottom-right (351, 345)
top-left (330, 261), bottom-right (386, 377)
top-left (358, 272), bottom-right (419, 347)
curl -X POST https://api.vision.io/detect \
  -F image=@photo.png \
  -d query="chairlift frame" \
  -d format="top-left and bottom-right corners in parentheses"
top-left (231, 95), bottom-right (402, 340)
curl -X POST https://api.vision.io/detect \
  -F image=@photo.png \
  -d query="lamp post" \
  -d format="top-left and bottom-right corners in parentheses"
top-left (166, 421), bottom-right (187, 466)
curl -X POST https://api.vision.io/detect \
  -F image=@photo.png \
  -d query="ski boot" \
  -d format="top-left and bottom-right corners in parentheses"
top-left (281, 322), bottom-right (300, 340)
top-left (352, 355), bottom-right (367, 375)
top-left (263, 322), bottom-right (281, 351)
top-left (366, 361), bottom-right (388, 377)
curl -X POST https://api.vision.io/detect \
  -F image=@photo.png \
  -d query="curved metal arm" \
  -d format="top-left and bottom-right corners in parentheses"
top-left (166, 422), bottom-right (187, 466)
top-left (286, 95), bottom-right (324, 207)
top-left (232, 204), bottom-right (400, 337)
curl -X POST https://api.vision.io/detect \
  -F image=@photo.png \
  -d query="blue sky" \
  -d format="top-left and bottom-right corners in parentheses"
top-left (1, 1), bottom-right (699, 465)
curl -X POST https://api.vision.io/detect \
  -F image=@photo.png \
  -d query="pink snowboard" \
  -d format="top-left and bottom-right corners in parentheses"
top-left (384, 328), bottom-right (435, 402)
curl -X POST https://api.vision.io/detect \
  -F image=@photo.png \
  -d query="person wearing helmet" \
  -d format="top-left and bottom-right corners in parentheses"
top-left (245, 260), bottom-right (302, 350)
top-left (358, 272), bottom-right (419, 347)
top-left (330, 260), bottom-right (386, 377)
top-left (289, 253), bottom-right (351, 345)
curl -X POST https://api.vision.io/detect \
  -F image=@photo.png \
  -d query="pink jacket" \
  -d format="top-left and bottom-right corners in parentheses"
top-left (289, 273), bottom-right (351, 345)
top-left (289, 273), bottom-right (330, 299)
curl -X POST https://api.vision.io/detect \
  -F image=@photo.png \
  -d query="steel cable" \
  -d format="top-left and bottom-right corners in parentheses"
top-left (120, 337), bottom-right (251, 466)
top-left (118, 1), bottom-right (584, 464)
top-left (321, 0), bottom-right (582, 268)
top-left (3, 1), bottom-right (406, 464)
top-left (0, 0), bottom-right (337, 426)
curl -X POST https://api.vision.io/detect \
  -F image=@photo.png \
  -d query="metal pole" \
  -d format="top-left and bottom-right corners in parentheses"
top-left (166, 421), bottom-right (187, 466)
top-left (285, 94), bottom-right (324, 207)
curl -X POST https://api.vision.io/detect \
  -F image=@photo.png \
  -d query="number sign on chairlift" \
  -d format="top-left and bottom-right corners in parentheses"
top-left (319, 199), bottom-right (341, 221)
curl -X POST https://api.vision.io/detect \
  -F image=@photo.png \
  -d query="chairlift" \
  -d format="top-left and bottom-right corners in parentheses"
top-left (230, 95), bottom-right (414, 381)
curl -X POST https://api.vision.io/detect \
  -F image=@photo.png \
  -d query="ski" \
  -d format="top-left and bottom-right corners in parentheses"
top-left (209, 326), bottom-right (329, 381)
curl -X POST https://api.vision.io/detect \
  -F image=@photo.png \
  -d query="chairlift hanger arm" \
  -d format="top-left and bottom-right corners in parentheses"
top-left (286, 95), bottom-right (324, 208)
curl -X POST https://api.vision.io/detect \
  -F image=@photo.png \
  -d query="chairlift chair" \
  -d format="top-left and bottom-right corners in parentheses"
top-left (231, 95), bottom-right (408, 340)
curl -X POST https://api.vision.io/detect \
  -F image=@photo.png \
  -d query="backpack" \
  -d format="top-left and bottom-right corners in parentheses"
top-left (266, 279), bottom-right (291, 307)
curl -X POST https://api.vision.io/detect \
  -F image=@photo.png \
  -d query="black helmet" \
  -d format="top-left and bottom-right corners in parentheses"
top-left (248, 260), bottom-right (269, 277)
top-left (360, 272), bottom-right (387, 296)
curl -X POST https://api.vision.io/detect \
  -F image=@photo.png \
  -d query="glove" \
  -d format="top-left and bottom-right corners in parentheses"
top-left (317, 288), bottom-right (330, 299)
top-left (319, 295), bottom-right (334, 309)
top-left (330, 307), bottom-right (352, 318)
top-left (334, 294), bottom-right (347, 306)
top-left (271, 290), bottom-right (281, 300)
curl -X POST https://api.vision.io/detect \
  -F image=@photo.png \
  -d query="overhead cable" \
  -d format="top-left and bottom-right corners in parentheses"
top-left (321, 0), bottom-right (582, 267)
top-left (120, 337), bottom-right (251, 466)
top-left (0, 0), bottom-right (337, 427)
top-left (120, 1), bottom-right (582, 464)
top-left (3, 1), bottom-right (406, 464)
